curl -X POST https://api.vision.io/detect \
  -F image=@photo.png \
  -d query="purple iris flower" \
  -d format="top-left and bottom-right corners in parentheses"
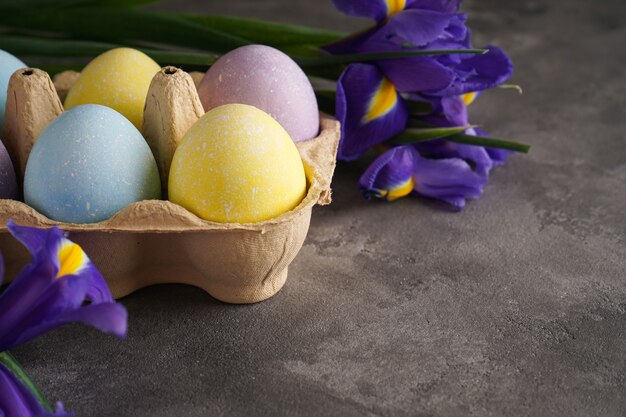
top-left (0, 220), bottom-right (127, 352)
top-left (359, 145), bottom-right (486, 208)
top-left (0, 363), bottom-right (71, 417)
top-left (326, 1), bottom-right (513, 97)
top-left (336, 63), bottom-right (409, 161)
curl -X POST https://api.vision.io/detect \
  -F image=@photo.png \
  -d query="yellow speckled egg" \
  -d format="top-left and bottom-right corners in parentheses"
top-left (64, 48), bottom-right (161, 129)
top-left (169, 104), bottom-right (307, 223)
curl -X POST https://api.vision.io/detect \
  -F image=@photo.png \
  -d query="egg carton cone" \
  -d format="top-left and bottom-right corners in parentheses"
top-left (0, 67), bottom-right (340, 304)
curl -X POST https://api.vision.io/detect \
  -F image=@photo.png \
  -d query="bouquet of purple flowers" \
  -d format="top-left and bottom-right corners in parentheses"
top-left (326, 0), bottom-right (525, 208)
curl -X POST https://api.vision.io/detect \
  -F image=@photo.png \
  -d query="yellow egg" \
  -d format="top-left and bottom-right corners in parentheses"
top-left (64, 48), bottom-right (161, 129)
top-left (169, 104), bottom-right (307, 223)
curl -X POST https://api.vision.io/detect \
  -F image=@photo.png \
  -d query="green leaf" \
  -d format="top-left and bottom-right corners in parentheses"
top-left (295, 48), bottom-right (487, 67)
top-left (314, 90), bottom-right (336, 115)
top-left (0, 351), bottom-right (52, 412)
top-left (405, 119), bottom-right (531, 152)
top-left (87, 0), bottom-right (163, 7)
top-left (0, 0), bottom-right (161, 12)
top-left (388, 126), bottom-right (475, 145)
top-left (498, 84), bottom-right (524, 94)
top-left (446, 133), bottom-right (531, 153)
top-left (304, 65), bottom-right (345, 81)
top-left (405, 98), bottom-right (434, 115)
top-left (178, 13), bottom-right (346, 47)
top-left (0, 35), bottom-right (219, 68)
top-left (0, 8), bottom-right (250, 54)
top-left (31, 63), bottom-right (86, 75)
top-left (0, 0), bottom-right (89, 10)
top-left (141, 50), bottom-right (218, 67)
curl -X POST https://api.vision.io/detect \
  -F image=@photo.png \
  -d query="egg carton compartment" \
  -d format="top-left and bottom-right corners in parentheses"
top-left (0, 67), bottom-right (340, 304)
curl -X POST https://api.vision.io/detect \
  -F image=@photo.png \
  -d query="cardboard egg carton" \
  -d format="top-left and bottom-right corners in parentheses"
top-left (0, 67), bottom-right (340, 303)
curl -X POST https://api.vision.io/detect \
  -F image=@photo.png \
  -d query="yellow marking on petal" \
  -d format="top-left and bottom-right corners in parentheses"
top-left (386, 0), bottom-right (407, 17)
top-left (363, 77), bottom-right (398, 123)
top-left (386, 177), bottom-right (415, 201)
top-left (462, 92), bottom-right (478, 106)
top-left (56, 240), bottom-right (88, 278)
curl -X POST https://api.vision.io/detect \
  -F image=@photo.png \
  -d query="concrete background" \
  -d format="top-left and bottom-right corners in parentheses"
top-left (13, 0), bottom-right (626, 416)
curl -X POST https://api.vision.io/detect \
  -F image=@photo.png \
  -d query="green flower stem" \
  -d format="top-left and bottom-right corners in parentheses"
top-left (296, 48), bottom-right (487, 67)
top-left (0, 351), bottom-right (53, 412)
top-left (406, 119), bottom-right (532, 153)
top-left (446, 133), bottom-right (531, 153)
top-left (405, 98), bottom-right (434, 114)
top-left (393, 128), bottom-right (531, 153)
top-left (388, 126), bottom-right (476, 145)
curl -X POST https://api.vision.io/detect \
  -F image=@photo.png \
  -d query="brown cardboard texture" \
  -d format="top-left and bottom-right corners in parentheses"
top-left (0, 67), bottom-right (340, 304)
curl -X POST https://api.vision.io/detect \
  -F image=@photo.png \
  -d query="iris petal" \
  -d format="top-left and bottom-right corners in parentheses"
top-left (386, 0), bottom-right (407, 17)
top-left (331, 0), bottom-right (391, 22)
top-left (475, 128), bottom-right (512, 166)
top-left (414, 140), bottom-right (493, 177)
top-left (0, 363), bottom-right (47, 417)
top-left (378, 55), bottom-right (454, 93)
top-left (11, 302), bottom-right (128, 348)
top-left (5, 221), bottom-right (48, 259)
top-left (0, 263), bottom-right (56, 339)
top-left (428, 46), bottom-right (514, 96)
top-left (440, 94), bottom-right (468, 126)
top-left (462, 91), bottom-right (479, 106)
top-left (0, 222), bottom-right (127, 352)
top-left (412, 153), bottom-right (487, 208)
top-left (0, 363), bottom-right (72, 417)
top-left (407, 0), bottom-right (462, 13)
top-left (0, 253), bottom-right (4, 287)
top-left (359, 146), bottom-right (416, 200)
top-left (486, 147), bottom-right (512, 166)
top-left (363, 77), bottom-right (399, 122)
top-left (0, 275), bottom-right (91, 350)
top-left (372, 9), bottom-right (456, 47)
top-left (336, 64), bottom-right (409, 161)
top-left (56, 240), bottom-right (88, 279)
top-left (359, 145), bottom-right (487, 208)
top-left (386, 177), bottom-right (415, 200)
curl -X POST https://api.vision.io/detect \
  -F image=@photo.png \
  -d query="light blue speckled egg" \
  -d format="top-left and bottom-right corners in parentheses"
top-left (24, 104), bottom-right (161, 223)
top-left (0, 50), bottom-right (26, 131)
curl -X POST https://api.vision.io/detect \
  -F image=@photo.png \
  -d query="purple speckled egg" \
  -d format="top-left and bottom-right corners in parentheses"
top-left (0, 140), bottom-right (17, 199)
top-left (197, 45), bottom-right (319, 142)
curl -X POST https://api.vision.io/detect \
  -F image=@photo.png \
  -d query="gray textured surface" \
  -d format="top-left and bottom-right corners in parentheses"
top-left (13, 0), bottom-right (626, 416)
